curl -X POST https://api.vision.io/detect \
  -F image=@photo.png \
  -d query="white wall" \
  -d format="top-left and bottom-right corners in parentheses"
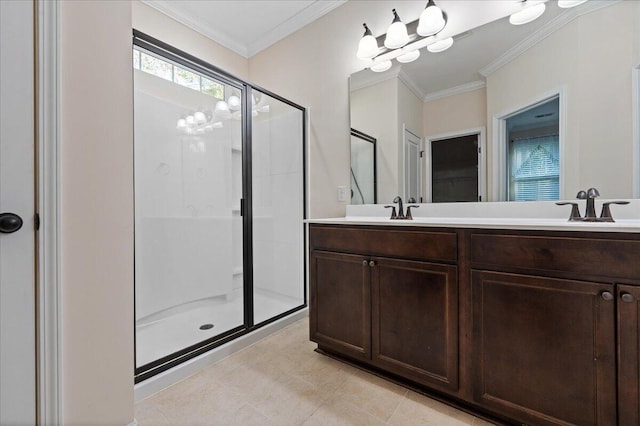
top-left (60, 1), bottom-right (134, 424)
top-left (486, 1), bottom-right (636, 199)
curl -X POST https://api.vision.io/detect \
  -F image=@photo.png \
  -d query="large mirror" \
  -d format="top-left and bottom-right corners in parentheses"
top-left (350, 0), bottom-right (640, 204)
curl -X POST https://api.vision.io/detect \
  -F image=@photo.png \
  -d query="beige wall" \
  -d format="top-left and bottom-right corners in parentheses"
top-left (131, 2), bottom-right (248, 80)
top-left (249, 0), bottom-right (405, 218)
top-left (486, 1), bottom-right (636, 200)
top-left (60, 1), bottom-right (134, 424)
top-left (423, 88), bottom-right (487, 138)
top-left (351, 78), bottom-right (398, 202)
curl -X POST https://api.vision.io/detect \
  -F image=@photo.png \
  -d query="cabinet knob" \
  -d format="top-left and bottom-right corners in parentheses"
top-left (362, 260), bottom-right (368, 266)
top-left (369, 260), bottom-right (376, 267)
top-left (601, 291), bottom-right (614, 301)
top-left (621, 293), bottom-right (636, 303)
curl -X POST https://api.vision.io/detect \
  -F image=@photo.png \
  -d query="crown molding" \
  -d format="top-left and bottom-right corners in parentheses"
top-left (398, 70), bottom-right (427, 101)
top-left (246, 1), bottom-right (347, 57)
top-left (479, 0), bottom-right (621, 78)
top-left (349, 66), bottom-right (402, 92)
top-left (424, 80), bottom-right (486, 103)
top-left (140, 0), bottom-right (250, 57)
top-left (140, 0), bottom-right (346, 59)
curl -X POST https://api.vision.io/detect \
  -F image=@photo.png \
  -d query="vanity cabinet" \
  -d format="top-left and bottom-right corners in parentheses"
top-left (309, 225), bottom-right (459, 393)
top-left (309, 223), bottom-right (640, 425)
top-left (371, 257), bottom-right (458, 391)
top-left (618, 284), bottom-right (640, 425)
top-left (309, 250), bottom-right (371, 361)
top-left (471, 270), bottom-right (616, 425)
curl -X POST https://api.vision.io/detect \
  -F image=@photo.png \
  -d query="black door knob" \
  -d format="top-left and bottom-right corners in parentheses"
top-left (0, 213), bottom-right (23, 234)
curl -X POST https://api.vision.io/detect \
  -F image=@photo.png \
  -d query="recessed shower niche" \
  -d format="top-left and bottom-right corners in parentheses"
top-left (132, 31), bottom-right (306, 381)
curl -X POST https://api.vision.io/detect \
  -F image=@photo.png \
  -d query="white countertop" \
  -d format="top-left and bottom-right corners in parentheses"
top-left (305, 200), bottom-right (640, 233)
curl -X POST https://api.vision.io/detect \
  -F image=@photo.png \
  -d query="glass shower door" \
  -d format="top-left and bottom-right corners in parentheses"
top-left (133, 46), bottom-right (245, 370)
top-left (251, 89), bottom-right (305, 324)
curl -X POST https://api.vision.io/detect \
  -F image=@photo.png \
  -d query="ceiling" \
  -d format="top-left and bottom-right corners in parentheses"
top-left (141, 0), bottom-right (346, 58)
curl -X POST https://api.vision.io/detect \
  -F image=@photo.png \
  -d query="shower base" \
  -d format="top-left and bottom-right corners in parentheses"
top-left (135, 290), bottom-right (300, 368)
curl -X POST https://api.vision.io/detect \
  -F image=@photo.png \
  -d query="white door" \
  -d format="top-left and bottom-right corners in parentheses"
top-left (0, 0), bottom-right (37, 424)
top-left (404, 128), bottom-right (422, 202)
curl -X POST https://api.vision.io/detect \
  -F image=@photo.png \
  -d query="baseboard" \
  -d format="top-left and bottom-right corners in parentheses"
top-left (134, 307), bottom-right (308, 402)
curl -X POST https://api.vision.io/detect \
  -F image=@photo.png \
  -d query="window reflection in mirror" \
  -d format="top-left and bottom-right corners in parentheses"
top-left (506, 97), bottom-right (560, 201)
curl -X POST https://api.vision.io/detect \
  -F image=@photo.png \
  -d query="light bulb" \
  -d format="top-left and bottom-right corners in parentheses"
top-left (227, 95), bottom-right (241, 111)
top-left (370, 60), bottom-right (392, 73)
top-left (509, 2), bottom-right (546, 25)
top-left (194, 111), bottom-right (206, 124)
top-left (384, 9), bottom-right (409, 49)
top-left (427, 37), bottom-right (453, 53)
top-left (558, 0), bottom-right (587, 8)
top-left (356, 23), bottom-right (379, 59)
top-left (397, 50), bottom-right (420, 63)
top-left (186, 115), bottom-right (195, 125)
top-left (214, 100), bottom-right (231, 120)
top-left (417, 0), bottom-right (446, 36)
top-left (176, 118), bottom-right (187, 129)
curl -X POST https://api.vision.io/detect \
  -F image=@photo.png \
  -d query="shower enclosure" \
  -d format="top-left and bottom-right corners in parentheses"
top-left (133, 31), bottom-right (306, 381)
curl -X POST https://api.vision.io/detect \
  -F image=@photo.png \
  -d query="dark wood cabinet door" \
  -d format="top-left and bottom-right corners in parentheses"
top-left (618, 284), bottom-right (640, 425)
top-left (471, 270), bottom-right (616, 426)
top-left (371, 258), bottom-right (458, 392)
top-left (309, 250), bottom-right (371, 361)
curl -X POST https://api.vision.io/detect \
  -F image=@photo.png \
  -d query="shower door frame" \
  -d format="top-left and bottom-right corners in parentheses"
top-left (132, 30), bottom-right (307, 383)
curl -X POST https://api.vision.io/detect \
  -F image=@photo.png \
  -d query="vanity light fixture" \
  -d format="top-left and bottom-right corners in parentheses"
top-left (426, 37), bottom-right (454, 53)
top-left (227, 95), bottom-right (241, 111)
top-left (558, 0), bottom-right (587, 8)
top-left (397, 49), bottom-right (420, 63)
top-left (417, 0), bottom-right (447, 37)
top-left (358, 2), bottom-right (450, 72)
top-left (509, 1), bottom-right (546, 26)
top-left (384, 9), bottom-right (410, 49)
top-left (370, 60), bottom-right (393, 73)
top-left (356, 23), bottom-right (379, 59)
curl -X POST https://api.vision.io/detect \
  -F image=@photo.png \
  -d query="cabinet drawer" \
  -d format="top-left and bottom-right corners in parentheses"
top-left (470, 232), bottom-right (640, 281)
top-left (309, 225), bottom-right (457, 263)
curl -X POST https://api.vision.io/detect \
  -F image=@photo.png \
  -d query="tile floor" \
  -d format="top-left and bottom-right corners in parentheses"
top-left (135, 317), bottom-right (495, 426)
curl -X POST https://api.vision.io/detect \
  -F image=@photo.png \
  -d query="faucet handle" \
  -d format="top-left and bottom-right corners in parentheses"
top-left (599, 201), bottom-right (630, 222)
top-left (384, 205), bottom-right (397, 220)
top-left (587, 187), bottom-right (600, 199)
top-left (576, 190), bottom-right (587, 200)
top-left (407, 197), bottom-right (416, 203)
top-left (405, 205), bottom-right (419, 220)
top-left (556, 202), bottom-right (582, 221)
